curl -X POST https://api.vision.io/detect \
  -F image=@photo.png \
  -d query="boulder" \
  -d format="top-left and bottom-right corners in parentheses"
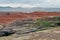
top-left (0, 29), bottom-right (15, 36)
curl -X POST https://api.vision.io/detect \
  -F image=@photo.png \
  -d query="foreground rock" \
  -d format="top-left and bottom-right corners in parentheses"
top-left (0, 29), bottom-right (15, 36)
top-left (0, 19), bottom-right (37, 36)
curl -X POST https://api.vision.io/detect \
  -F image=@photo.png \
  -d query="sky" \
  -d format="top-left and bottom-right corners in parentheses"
top-left (0, 0), bottom-right (60, 8)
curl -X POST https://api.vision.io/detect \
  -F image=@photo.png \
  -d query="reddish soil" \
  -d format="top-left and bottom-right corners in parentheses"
top-left (0, 12), bottom-right (60, 24)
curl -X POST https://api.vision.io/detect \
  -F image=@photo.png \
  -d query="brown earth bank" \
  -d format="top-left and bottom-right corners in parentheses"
top-left (0, 12), bottom-right (60, 24)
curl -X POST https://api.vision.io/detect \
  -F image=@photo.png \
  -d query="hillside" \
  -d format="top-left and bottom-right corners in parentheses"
top-left (0, 12), bottom-right (60, 24)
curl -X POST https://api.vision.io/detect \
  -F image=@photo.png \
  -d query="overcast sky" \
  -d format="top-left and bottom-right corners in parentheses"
top-left (0, 0), bottom-right (60, 8)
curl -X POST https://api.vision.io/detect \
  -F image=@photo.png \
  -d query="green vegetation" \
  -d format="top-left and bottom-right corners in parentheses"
top-left (35, 18), bottom-right (55, 27)
top-left (40, 21), bottom-right (53, 27)
top-left (35, 16), bottom-right (60, 27)
top-left (54, 16), bottom-right (60, 21)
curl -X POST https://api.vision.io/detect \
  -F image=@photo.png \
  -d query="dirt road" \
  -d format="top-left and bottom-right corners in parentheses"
top-left (0, 28), bottom-right (60, 40)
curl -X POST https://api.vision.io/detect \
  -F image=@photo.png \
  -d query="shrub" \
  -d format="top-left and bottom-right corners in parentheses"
top-left (54, 16), bottom-right (60, 21)
top-left (35, 18), bottom-right (55, 27)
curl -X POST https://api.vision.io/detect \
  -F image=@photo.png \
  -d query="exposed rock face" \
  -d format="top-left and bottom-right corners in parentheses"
top-left (7, 19), bottom-right (37, 34)
top-left (0, 19), bottom-right (37, 36)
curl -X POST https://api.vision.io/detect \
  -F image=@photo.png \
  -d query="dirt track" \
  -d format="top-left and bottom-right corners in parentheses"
top-left (0, 28), bottom-right (60, 40)
top-left (16, 28), bottom-right (60, 40)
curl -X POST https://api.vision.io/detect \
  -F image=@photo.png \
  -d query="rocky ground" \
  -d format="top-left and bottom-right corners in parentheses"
top-left (0, 19), bottom-right (60, 40)
top-left (0, 28), bottom-right (60, 40)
